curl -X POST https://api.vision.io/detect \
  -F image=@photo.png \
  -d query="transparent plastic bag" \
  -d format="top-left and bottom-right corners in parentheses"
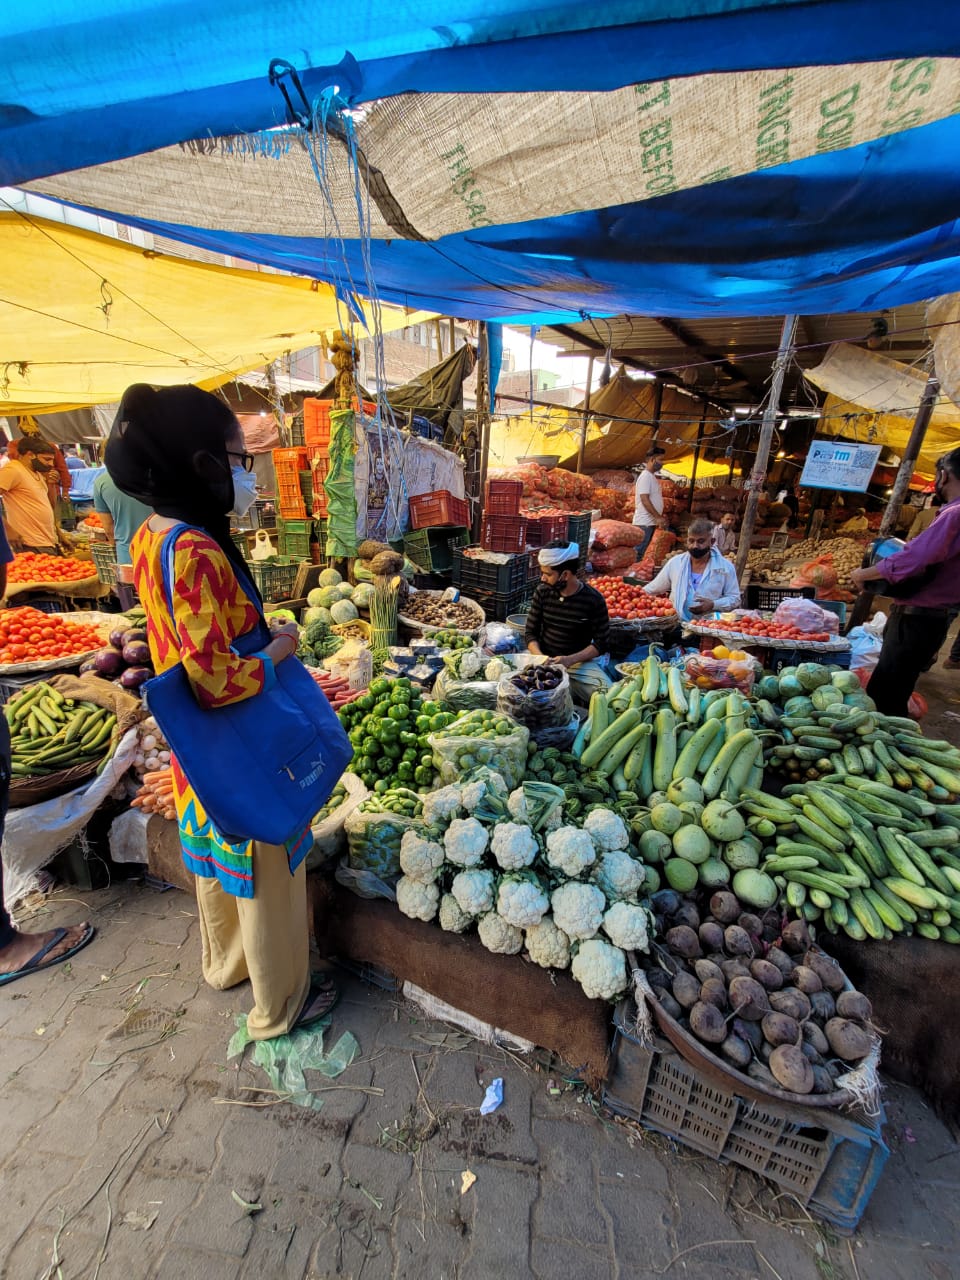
top-left (334, 859), bottom-right (398, 901)
top-left (427, 709), bottom-right (530, 791)
top-left (344, 808), bottom-right (423, 879)
top-left (307, 772), bottom-right (369, 871)
top-left (496, 662), bottom-right (573, 731)
top-left (772, 598), bottom-right (839, 635)
top-left (683, 652), bottom-right (759, 694)
top-left (479, 621), bottom-right (522, 655)
top-left (530, 711), bottom-right (581, 751)
top-left (432, 667), bottom-right (500, 711)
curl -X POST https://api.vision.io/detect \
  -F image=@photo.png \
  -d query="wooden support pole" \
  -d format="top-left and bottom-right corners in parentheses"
top-left (688, 399), bottom-right (708, 510)
top-left (878, 374), bottom-right (940, 538)
top-left (735, 315), bottom-right (798, 583)
top-left (651, 380), bottom-right (664, 443)
top-left (576, 354), bottom-right (595, 475)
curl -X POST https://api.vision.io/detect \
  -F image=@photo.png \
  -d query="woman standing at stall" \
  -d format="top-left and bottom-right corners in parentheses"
top-left (105, 384), bottom-right (337, 1039)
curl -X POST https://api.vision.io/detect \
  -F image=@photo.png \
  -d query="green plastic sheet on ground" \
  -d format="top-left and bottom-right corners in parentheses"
top-left (325, 406), bottom-right (359, 559)
top-left (227, 1013), bottom-right (360, 1111)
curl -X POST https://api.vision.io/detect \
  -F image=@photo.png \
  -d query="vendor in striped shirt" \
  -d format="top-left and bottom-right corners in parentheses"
top-left (524, 541), bottom-right (611, 705)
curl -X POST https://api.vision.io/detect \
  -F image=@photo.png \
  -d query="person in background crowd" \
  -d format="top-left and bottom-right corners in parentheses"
top-left (64, 446), bottom-right (88, 472)
top-left (907, 494), bottom-right (940, 541)
top-left (0, 437), bottom-right (60, 552)
top-left (106, 382), bottom-right (337, 1041)
top-left (93, 470), bottom-right (152, 611)
top-left (0, 522), bottom-right (95, 985)
top-left (851, 448), bottom-right (960, 715)
top-left (525, 540), bottom-right (611, 704)
top-left (838, 507), bottom-right (870, 534)
top-left (632, 446), bottom-right (666, 561)
top-left (712, 512), bottom-right (738, 555)
top-left (9, 431), bottom-right (72, 510)
top-left (781, 483), bottom-right (801, 528)
top-left (643, 518), bottom-right (741, 621)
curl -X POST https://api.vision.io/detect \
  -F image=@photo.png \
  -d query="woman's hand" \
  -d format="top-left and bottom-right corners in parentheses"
top-left (268, 618), bottom-right (299, 641)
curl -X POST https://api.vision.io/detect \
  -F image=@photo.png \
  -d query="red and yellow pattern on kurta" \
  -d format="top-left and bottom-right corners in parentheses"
top-left (131, 523), bottom-right (310, 897)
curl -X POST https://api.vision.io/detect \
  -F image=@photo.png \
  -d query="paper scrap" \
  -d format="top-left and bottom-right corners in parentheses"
top-left (480, 1077), bottom-right (503, 1115)
top-left (460, 1171), bottom-right (477, 1195)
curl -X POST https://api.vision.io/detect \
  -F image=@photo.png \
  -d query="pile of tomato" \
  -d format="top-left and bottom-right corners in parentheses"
top-left (7, 553), bottom-right (96, 584)
top-left (81, 512), bottom-right (104, 530)
top-left (590, 575), bottom-right (677, 621)
top-left (0, 607), bottom-right (106, 664)
top-left (708, 615), bottom-right (833, 643)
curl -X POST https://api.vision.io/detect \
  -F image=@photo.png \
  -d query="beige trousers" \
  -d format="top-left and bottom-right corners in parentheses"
top-left (194, 841), bottom-right (311, 1041)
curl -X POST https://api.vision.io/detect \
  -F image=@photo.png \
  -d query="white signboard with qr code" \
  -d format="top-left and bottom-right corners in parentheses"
top-left (800, 441), bottom-right (883, 493)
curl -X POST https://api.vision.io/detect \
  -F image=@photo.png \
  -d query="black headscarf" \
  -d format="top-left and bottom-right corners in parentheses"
top-left (104, 383), bottom-right (254, 590)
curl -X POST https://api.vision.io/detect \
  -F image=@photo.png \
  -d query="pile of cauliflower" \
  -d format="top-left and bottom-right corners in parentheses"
top-left (393, 775), bottom-right (653, 1002)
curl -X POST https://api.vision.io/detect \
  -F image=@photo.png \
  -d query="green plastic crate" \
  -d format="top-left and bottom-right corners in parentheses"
top-left (246, 557), bottom-right (301, 601)
top-left (403, 526), bottom-right (469, 573)
top-left (276, 516), bottom-right (313, 562)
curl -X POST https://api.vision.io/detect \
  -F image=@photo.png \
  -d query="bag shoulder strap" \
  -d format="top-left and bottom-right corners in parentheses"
top-left (157, 524), bottom-right (269, 650)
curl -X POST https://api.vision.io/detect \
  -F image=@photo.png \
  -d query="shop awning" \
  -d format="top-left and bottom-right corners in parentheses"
top-left (0, 214), bottom-right (433, 413)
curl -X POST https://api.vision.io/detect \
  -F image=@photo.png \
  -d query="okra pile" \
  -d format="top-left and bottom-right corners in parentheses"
top-left (5, 681), bottom-right (118, 776)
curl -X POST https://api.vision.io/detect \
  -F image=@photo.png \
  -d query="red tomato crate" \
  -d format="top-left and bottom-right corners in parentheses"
top-left (484, 478), bottom-right (523, 515)
top-left (408, 490), bottom-right (469, 530)
top-left (526, 513), bottom-right (570, 549)
top-left (481, 513), bottom-right (528, 553)
top-left (303, 398), bottom-right (377, 449)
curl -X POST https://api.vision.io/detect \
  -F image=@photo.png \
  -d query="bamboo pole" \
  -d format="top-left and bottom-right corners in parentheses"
top-left (576, 354), bottom-right (596, 474)
top-left (688, 399), bottom-right (708, 510)
top-left (735, 316), bottom-right (798, 583)
top-left (473, 323), bottom-right (491, 543)
top-left (878, 373), bottom-right (939, 538)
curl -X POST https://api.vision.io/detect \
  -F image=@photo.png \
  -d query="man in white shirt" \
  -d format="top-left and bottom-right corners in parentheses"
top-left (644, 518), bottom-right (741, 621)
top-left (632, 446), bottom-right (666, 560)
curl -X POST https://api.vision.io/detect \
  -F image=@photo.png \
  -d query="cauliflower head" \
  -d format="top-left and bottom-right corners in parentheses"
top-left (496, 872), bottom-right (549, 928)
top-left (550, 882), bottom-right (605, 941)
top-left (477, 911), bottom-right (524, 955)
top-left (524, 917), bottom-right (571, 970)
top-left (421, 785), bottom-right (463, 828)
top-left (506, 788), bottom-right (529, 824)
top-left (458, 648), bottom-right (484, 679)
top-left (491, 821), bottom-right (538, 871)
top-left (545, 826), bottom-right (597, 878)
top-left (443, 816), bottom-right (488, 867)
top-left (451, 868), bottom-right (495, 916)
top-left (601, 901), bottom-right (650, 952)
top-left (396, 876), bottom-right (440, 923)
top-left (571, 939), bottom-right (629, 1001)
top-left (592, 849), bottom-right (645, 901)
top-left (583, 808), bottom-right (630, 852)
top-left (439, 893), bottom-right (473, 934)
top-left (399, 830), bottom-right (446, 882)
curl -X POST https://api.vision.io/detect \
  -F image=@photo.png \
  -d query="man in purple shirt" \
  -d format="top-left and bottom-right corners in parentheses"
top-left (851, 448), bottom-right (960, 716)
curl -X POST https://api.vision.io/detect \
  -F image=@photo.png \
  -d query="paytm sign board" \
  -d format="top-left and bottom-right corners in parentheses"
top-left (800, 440), bottom-right (883, 493)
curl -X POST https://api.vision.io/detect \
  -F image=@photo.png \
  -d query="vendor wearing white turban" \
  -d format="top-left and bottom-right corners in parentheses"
top-left (524, 541), bottom-right (611, 704)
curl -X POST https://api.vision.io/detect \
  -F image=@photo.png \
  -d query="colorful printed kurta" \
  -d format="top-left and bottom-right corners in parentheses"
top-left (131, 523), bottom-right (311, 897)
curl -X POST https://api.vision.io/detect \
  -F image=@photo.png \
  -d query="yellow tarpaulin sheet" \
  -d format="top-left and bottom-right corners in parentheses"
top-left (487, 406), bottom-right (604, 469)
top-left (820, 394), bottom-right (959, 482)
top-left (662, 455), bottom-right (733, 480)
top-left (0, 214), bottom-right (434, 413)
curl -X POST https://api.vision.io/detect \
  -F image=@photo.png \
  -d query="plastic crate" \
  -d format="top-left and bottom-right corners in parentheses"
top-left (480, 513), bottom-right (528, 554)
top-left (315, 519), bottom-right (328, 560)
top-left (483, 478), bottom-right (523, 515)
top-left (231, 532), bottom-right (251, 560)
top-left (290, 420), bottom-right (305, 447)
top-left (409, 490), bottom-right (470, 531)
top-left (745, 584), bottom-right (815, 610)
top-left (816, 598), bottom-right (848, 628)
top-left (89, 541), bottom-right (118, 586)
top-left (303, 397), bottom-right (377, 448)
top-left (526, 514), bottom-right (570, 549)
top-left (272, 446), bottom-right (309, 470)
top-left (311, 456), bottom-right (330, 517)
top-left (245, 558), bottom-right (302, 602)
top-left (452, 545), bottom-right (532, 595)
top-left (276, 517), bottom-right (314, 562)
top-left (404, 527), bottom-right (469, 574)
top-left (604, 1005), bottom-right (888, 1233)
top-left (471, 581), bottom-right (536, 622)
top-left (567, 511), bottom-right (593, 551)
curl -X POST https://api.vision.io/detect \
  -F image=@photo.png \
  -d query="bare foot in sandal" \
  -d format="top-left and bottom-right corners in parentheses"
top-left (0, 922), bottom-right (96, 987)
top-left (290, 974), bottom-right (340, 1030)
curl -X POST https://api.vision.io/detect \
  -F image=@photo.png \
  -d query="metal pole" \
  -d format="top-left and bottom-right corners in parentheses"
top-left (735, 315), bottom-right (798, 583)
top-left (688, 399), bottom-right (708, 511)
top-left (878, 374), bottom-right (939, 538)
top-left (651, 380), bottom-right (664, 443)
top-left (473, 323), bottom-right (491, 543)
top-left (576, 354), bottom-right (595, 474)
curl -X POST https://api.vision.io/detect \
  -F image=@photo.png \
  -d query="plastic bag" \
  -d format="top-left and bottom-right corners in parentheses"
top-left (592, 518), bottom-right (645, 550)
top-left (427, 709), bottom-right (530, 791)
top-left (334, 859), bottom-right (397, 901)
top-left (432, 668), bottom-right (500, 711)
top-left (307, 772), bottom-right (369, 871)
top-left (496, 663), bottom-right (573, 732)
top-left (530, 711), bottom-right (581, 751)
top-left (789, 554), bottom-right (838, 593)
top-left (772, 598), bottom-right (839, 635)
top-left (344, 807), bottom-right (422, 879)
top-left (847, 620), bottom-right (885, 673)
top-left (324, 639), bottom-right (373, 690)
top-left (479, 621), bottom-right (521, 654)
top-left (684, 652), bottom-right (759, 693)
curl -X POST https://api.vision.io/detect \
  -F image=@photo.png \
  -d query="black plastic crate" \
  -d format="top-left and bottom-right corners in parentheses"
top-left (452, 545), bottom-right (532, 594)
top-left (567, 511), bottom-right (593, 554)
top-left (472, 582), bottom-right (536, 622)
top-left (765, 647), bottom-right (852, 673)
top-left (745, 584), bottom-right (815, 610)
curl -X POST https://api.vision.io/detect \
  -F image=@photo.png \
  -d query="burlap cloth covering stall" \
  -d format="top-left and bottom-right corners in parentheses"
top-left (8, 673), bottom-right (142, 806)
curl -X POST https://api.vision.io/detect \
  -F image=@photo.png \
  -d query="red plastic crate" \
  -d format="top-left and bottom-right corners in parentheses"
top-left (525, 514), bottom-right (570, 549)
top-left (484, 478), bottom-right (523, 515)
top-left (481, 513), bottom-right (528, 554)
top-left (408, 490), bottom-right (469, 530)
top-left (303, 397), bottom-right (377, 448)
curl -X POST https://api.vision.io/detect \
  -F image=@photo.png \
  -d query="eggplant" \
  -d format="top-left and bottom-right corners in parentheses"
top-left (120, 666), bottom-right (152, 690)
top-left (122, 641), bottom-right (152, 667)
top-left (121, 628), bottom-right (148, 646)
top-left (78, 658), bottom-right (100, 676)
top-left (93, 647), bottom-right (125, 677)
top-left (108, 628), bottom-right (127, 650)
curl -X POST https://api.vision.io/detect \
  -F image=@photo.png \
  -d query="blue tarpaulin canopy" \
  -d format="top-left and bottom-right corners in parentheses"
top-left (6, 2), bottom-right (960, 322)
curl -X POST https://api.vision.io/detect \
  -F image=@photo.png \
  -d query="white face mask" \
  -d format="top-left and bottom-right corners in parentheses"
top-left (231, 465), bottom-right (258, 517)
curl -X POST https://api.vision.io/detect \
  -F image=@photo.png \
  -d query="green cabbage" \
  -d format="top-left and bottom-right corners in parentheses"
top-left (330, 599), bottom-right (359, 624)
top-left (318, 567), bottom-right (343, 587)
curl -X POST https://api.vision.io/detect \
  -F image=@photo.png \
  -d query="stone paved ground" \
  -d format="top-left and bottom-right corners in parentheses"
top-left (2, 878), bottom-right (959, 1280)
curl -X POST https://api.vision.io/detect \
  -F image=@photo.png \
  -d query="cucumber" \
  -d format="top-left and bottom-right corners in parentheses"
top-left (864, 887), bottom-right (904, 932)
top-left (877, 828), bottom-right (925, 886)
top-left (895, 834), bottom-right (953, 896)
top-left (848, 888), bottom-right (885, 939)
top-left (883, 877), bottom-right (939, 910)
top-left (873, 880), bottom-right (918, 923)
